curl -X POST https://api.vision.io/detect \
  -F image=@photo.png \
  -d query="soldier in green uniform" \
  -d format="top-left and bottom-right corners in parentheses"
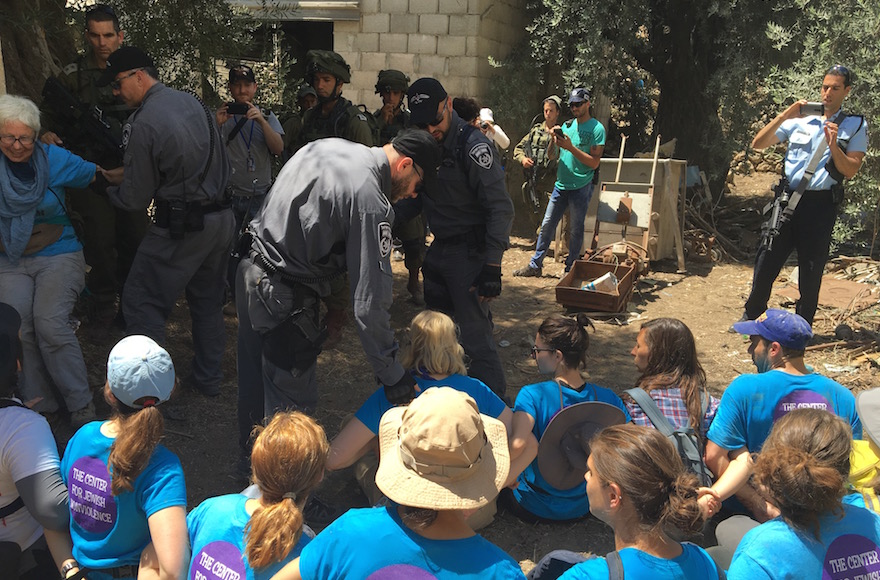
top-left (294, 50), bottom-right (375, 151)
top-left (281, 85), bottom-right (317, 161)
top-left (40, 4), bottom-right (149, 325)
top-left (372, 70), bottom-right (424, 304)
top-left (513, 95), bottom-right (562, 230)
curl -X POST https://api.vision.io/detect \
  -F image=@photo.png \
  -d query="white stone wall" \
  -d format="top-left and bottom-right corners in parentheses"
top-left (335, 0), bottom-right (528, 108)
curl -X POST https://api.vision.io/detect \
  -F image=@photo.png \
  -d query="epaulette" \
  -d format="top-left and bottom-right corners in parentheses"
top-left (62, 62), bottom-right (80, 76)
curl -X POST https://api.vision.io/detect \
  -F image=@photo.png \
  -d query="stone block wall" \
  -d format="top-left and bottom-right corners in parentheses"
top-left (335, 0), bottom-right (528, 108)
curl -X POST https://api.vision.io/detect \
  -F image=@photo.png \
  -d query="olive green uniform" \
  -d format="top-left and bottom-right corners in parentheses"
top-left (41, 53), bottom-right (149, 312)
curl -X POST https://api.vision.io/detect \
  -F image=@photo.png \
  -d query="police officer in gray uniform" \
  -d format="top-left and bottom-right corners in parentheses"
top-left (98, 46), bottom-right (233, 396)
top-left (405, 78), bottom-right (514, 398)
top-left (235, 129), bottom-right (440, 458)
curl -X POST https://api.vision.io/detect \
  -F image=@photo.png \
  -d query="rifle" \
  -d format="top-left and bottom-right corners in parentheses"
top-left (761, 178), bottom-right (790, 252)
top-left (522, 133), bottom-right (541, 214)
top-left (41, 76), bottom-right (124, 165)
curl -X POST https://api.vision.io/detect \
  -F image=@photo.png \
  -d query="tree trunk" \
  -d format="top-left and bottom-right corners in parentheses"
top-left (0, 0), bottom-right (75, 100)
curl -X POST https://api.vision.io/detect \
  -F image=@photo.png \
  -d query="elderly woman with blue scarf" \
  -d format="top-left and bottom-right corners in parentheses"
top-left (0, 94), bottom-right (101, 428)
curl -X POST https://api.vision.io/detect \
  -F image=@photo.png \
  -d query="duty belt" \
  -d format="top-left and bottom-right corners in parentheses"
top-left (432, 227), bottom-right (485, 248)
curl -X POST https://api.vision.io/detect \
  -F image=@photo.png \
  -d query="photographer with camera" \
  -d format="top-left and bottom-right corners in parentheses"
top-left (514, 87), bottom-right (605, 277)
top-left (216, 65), bottom-right (283, 236)
top-left (741, 64), bottom-right (868, 327)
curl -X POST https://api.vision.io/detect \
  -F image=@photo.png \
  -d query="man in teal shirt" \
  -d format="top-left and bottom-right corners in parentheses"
top-left (514, 87), bottom-right (605, 276)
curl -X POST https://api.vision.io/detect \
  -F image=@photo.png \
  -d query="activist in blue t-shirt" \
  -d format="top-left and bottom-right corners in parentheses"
top-left (272, 388), bottom-right (524, 579)
top-left (705, 310), bottom-right (861, 521)
top-left (61, 336), bottom-right (186, 580)
top-left (719, 408), bottom-right (880, 579)
top-left (529, 424), bottom-right (721, 580)
top-left (187, 411), bottom-right (328, 580)
top-left (508, 314), bottom-right (630, 522)
top-left (327, 311), bottom-right (513, 475)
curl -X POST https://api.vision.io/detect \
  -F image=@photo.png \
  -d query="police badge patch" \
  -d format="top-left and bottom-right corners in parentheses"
top-left (469, 143), bottom-right (493, 170)
top-left (378, 222), bottom-right (393, 258)
top-left (122, 123), bottom-right (132, 149)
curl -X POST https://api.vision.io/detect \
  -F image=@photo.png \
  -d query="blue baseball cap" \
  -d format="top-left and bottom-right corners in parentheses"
top-left (732, 309), bottom-right (813, 350)
top-left (568, 87), bottom-right (591, 104)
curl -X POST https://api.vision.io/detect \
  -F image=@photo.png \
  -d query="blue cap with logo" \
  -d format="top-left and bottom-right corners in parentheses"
top-left (568, 87), bottom-right (592, 104)
top-left (732, 308), bottom-right (813, 350)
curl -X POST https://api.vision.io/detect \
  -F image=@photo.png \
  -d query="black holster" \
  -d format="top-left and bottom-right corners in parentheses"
top-left (154, 199), bottom-right (206, 239)
top-left (262, 290), bottom-right (327, 376)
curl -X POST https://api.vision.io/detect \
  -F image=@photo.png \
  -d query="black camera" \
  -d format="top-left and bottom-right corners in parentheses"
top-left (226, 102), bottom-right (249, 115)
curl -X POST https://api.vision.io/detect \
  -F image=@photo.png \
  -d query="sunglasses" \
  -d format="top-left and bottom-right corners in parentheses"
top-left (531, 345), bottom-right (556, 357)
top-left (826, 64), bottom-right (852, 86)
top-left (417, 99), bottom-right (448, 129)
top-left (569, 101), bottom-right (587, 108)
top-left (110, 69), bottom-right (141, 90)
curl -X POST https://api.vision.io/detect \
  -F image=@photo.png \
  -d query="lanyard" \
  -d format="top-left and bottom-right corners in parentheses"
top-left (236, 116), bottom-right (255, 152)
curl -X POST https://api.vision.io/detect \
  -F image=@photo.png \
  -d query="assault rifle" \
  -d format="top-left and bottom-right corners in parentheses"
top-left (522, 138), bottom-right (541, 213)
top-left (41, 76), bottom-right (124, 165)
top-left (761, 178), bottom-right (791, 252)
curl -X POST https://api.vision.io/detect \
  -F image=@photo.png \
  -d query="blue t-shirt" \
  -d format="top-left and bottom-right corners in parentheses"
top-left (728, 504), bottom-right (880, 579)
top-left (187, 493), bottom-right (310, 580)
top-left (555, 117), bottom-right (605, 190)
top-left (559, 543), bottom-right (721, 579)
top-left (61, 421), bottom-right (186, 576)
top-left (707, 370), bottom-right (861, 452)
top-left (297, 504), bottom-right (525, 579)
top-left (3, 143), bottom-right (97, 259)
top-left (512, 380), bottom-right (630, 520)
top-left (354, 373), bottom-right (508, 434)
top-left (776, 113), bottom-right (868, 191)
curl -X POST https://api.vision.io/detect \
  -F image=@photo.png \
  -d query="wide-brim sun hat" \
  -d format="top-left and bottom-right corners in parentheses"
top-left (376, 386), bottom-right (510, 510)
top-left (538, 401), bottom-right (628, 490)
top-left (857, 388), bottom-right (880, 444)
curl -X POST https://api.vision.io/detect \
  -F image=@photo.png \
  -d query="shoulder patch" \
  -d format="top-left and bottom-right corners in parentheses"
top-left (121, 123), bottom-right (132, 149)
top-left (468, 142), bottom-right (494, 170)
top-left (62, 62), bottom-right (80, 75)
top-left (357, 113), bottom-right (368, 122)
top-left (378, 222), bottom-right (393, 258)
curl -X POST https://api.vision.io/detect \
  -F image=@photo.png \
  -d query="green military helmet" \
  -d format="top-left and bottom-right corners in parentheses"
top-left (305, 50), bottom-right (351, 84)
top-left (375, 70), bottom-right (410, 94)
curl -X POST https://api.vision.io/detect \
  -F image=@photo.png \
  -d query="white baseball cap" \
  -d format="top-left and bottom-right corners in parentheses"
top-left (107, 335), bottom-right (175, 409)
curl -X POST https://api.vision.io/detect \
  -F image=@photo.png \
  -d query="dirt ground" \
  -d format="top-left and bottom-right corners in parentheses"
top-left (69, 171), bottom-right (878, 573)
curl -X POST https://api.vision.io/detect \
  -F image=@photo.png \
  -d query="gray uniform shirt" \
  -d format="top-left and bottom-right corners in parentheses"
top-left (222, 109), bottom-right (283, 197)
top-left (424, 111), bottom-right (514, 264)
top-left (251, 139), bottom-right (403, 386)
top-left (110, 82), bottom-right (230, 211)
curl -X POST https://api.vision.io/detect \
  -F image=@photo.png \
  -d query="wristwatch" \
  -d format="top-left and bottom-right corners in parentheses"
top-left (61, 560), bottom-right (79, 578)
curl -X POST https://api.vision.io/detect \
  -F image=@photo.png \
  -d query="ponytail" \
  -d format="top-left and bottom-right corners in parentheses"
top-left (245, 411), bottom-right (329, 570)
top-left (537, 314), bottom-right (595, 370)
top-left (108, 405), bottom-right (164, 495)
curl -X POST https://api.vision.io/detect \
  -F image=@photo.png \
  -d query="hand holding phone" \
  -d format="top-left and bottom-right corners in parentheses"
top-left (553, 127), bottom-right (565, 138)
top-left (800, 102), bottom-right (824, 116)
top-left (226, 102), bottom-right (250, 115)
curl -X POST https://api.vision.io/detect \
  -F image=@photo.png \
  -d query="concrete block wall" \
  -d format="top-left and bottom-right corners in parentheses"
top-left (335, 0), bottom-right (528, 108)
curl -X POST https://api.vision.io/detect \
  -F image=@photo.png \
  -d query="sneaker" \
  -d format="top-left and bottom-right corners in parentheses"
top-left (392, 249), bottom-right (405, 262)
top-left (303, 495), bottom-right (342, 530)
top-left (513, 265), bottom-right (542, 277)
top-left (70, 401), bottom-right (96, 429)
top-left (728, 313), bottom-right (749, 333)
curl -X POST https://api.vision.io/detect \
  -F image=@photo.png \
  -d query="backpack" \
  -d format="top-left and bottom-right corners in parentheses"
top-left (624, 388), bottom-right (713, 487)
top-left (850, 439), bottom-right (880, 512)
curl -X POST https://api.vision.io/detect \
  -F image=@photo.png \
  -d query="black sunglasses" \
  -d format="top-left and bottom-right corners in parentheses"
top-left (826, 64), bottom-right (852, 86)
top-left (416, 99), bottom-right (448, 129)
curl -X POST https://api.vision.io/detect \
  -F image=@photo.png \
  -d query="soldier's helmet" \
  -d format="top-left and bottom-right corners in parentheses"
top-left (375, 70), bottom-right (410, 94)
top-left (305, 50), bottom-right (351, 84)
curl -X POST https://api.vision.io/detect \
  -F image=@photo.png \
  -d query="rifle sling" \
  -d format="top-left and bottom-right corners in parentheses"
top-left (783, 111), bottom-right (847, 218)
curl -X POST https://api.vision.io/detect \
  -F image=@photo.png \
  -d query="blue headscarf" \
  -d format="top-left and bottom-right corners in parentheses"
top-left (0, 142), bottom-right (50, 264)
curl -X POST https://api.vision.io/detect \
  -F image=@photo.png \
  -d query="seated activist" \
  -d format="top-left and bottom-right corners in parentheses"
top-left (0, 94), bottom-right (103, 427)
top-left (714, 408), bottom-right (880, 578)
top-left (327, 311), bottom-right (531, 524)
top-left (62, 335), bottom-right (187, 580)
top-left (530, 424), bottom-right (723, 580)
top-left (270, 387), bottom-right (526, 579)
top-left (845, 387), bottom-right (879, 511)
top-left (187, 410), bottom-right (329, 580)
top-left (625, 318), bottom-right (721, 515)
top-left (507, 314), bottom-right (630, 523)
top-left (704, 309), bottom-right (861, 522)
top-left (0, 302), bottom-right (78, 580)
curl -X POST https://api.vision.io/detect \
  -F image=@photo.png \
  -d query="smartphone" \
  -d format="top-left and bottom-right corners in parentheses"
top-left (226, 102), bottom-right (249, 115)
top-left (800, 102), bottom-right (824, 116)
top-left (553, 127), bottom-right (565, 138)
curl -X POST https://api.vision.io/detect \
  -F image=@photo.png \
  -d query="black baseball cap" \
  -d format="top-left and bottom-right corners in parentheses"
top-left (407, 78), bottom-right (448, 127)
top-left (229, 64), bottom-right (256, 83)
top-left (391, 129), bottom-right (442, 182)
top-left (96, 46), bottom-right (154, 87)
